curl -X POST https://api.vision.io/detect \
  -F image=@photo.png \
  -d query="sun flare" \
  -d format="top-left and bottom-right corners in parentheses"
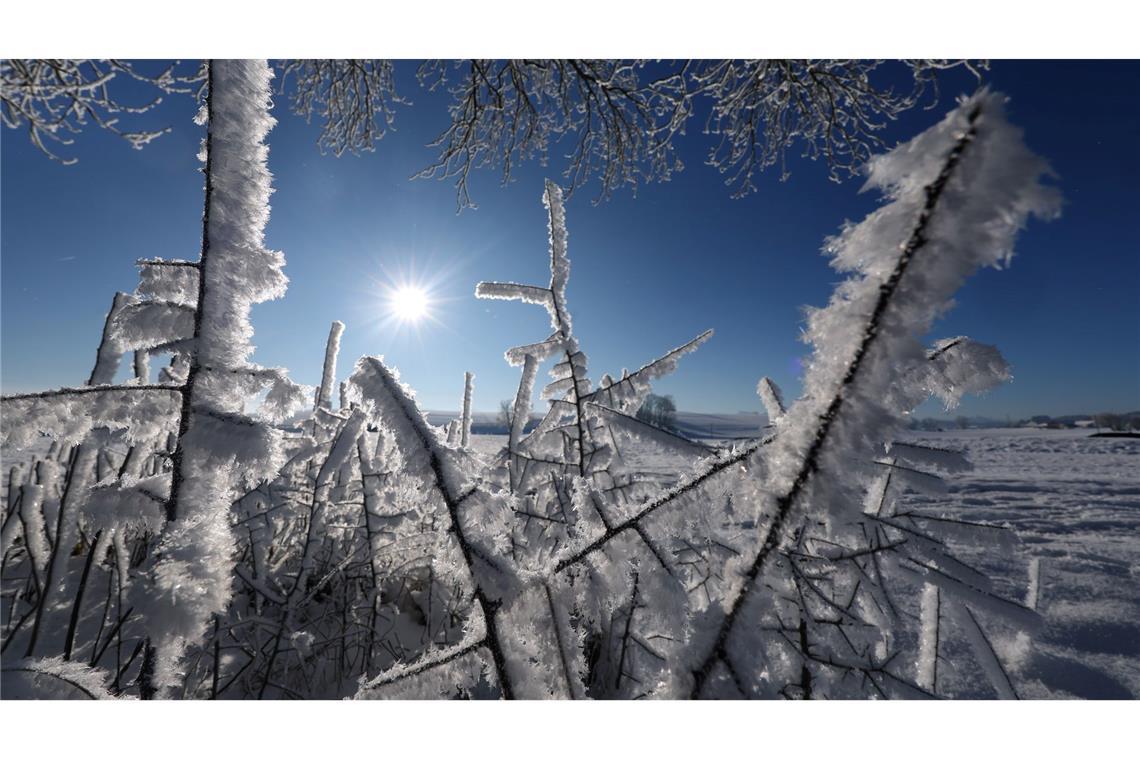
top-left (390, 285), bottom-right (430, 322)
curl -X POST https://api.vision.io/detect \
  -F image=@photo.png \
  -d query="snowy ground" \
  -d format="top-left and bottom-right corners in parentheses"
top-left (473, 427), bottom-right (1140, 699)
top-left (898, 428), bottom-right (1140, 699)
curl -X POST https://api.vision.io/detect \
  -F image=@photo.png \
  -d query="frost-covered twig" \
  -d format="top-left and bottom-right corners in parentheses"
top-left (552, 438), bottom-right (769, 574)
top-left (756, 377), bottom-right (785, 423)
top-left (277, 60), bottom-right (403, 157)
top-left (1, 59), bottom-right (198, 163)
top-left (414, 60), bottom-right (984, 208)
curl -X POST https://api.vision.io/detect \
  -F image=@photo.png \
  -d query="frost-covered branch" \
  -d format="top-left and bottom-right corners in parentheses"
top-left (348, 356), bottom-right (515, 698)
top-left (0, 385), bottom-right (182, 449)
top-left (416, 60), bottom-right (984, 208)
top-left (88, 292), bottom-right (134, 385)
top-left (277, 60), bottom-right (403, 157)
top-left (552, 438), bottom-right (769, 574)
top-left (581, 329), bottom-right (713, 415)
top-left (683, 90), bottom-right (1057, 698)
top-left (416, 60), bottom-right (691, 208)
top-left (588, 402), bottom-right (714, 458)
top-left (692, 60), bottom-right (986, 195)
top-left (1, 657), bottom-right (117, 699)
top-left (1, 59), bottom-right (200, 163)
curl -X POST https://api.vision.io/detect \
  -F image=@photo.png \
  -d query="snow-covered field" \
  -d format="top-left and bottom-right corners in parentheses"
top-left (473, 427), bottom-right (1140, 699)
top-left (899, 428), bottom-right (1140, 699)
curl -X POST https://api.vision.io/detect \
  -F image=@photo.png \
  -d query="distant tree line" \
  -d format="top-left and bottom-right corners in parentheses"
top-left (907, 412), bottom-right (1140, 432)
top-left (1093, 413), bottom-right (1139, 432)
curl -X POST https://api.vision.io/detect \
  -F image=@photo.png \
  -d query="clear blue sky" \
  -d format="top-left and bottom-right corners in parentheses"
top-left (2, 60), bottom-right (1137, 418)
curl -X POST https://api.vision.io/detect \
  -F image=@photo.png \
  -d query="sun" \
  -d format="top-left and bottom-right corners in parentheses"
top-left (389, 285), bottom-right (430, 322)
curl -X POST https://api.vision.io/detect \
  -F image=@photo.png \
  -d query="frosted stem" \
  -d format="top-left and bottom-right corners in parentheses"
top-left (460, 371), bottom-right (474, 449)
top-left (316, 320), bottom-right (345, 410)
top-left (88, 292), bottom-right (132, 385)
top-left (917, 583), bottom-right (941, 692)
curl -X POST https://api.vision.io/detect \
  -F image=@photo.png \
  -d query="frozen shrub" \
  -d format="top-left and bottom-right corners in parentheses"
top-left (1, 82), bottom-right (1056, 700)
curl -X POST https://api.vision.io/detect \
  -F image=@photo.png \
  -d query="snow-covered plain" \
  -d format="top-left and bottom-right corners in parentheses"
top-left (900, 428), bottom-right (1140, 699)
top-left (471, 426), bottom-right (1140, 699)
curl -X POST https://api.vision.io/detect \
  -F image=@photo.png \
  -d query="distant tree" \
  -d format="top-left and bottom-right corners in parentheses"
top-left (1094, 413), bottom-right (1126, 432)
top-left (956, 415), bottom-right (970, 430)
top-left (658, 395), bottom-right (677, 431)
top-left (497, 399), bottom-right (513, 429)
top-left (496, 397), bottom-right (534, 434)
top-left (636, 393), bottom-right (678, 431)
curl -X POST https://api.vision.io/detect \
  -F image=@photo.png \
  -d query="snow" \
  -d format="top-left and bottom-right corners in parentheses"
top-left (898, 427), bottom-right (1140, 699)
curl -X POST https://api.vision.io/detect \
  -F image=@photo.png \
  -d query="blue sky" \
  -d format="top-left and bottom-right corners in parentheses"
top-left (2, 60), bottom-right (1137, 418)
